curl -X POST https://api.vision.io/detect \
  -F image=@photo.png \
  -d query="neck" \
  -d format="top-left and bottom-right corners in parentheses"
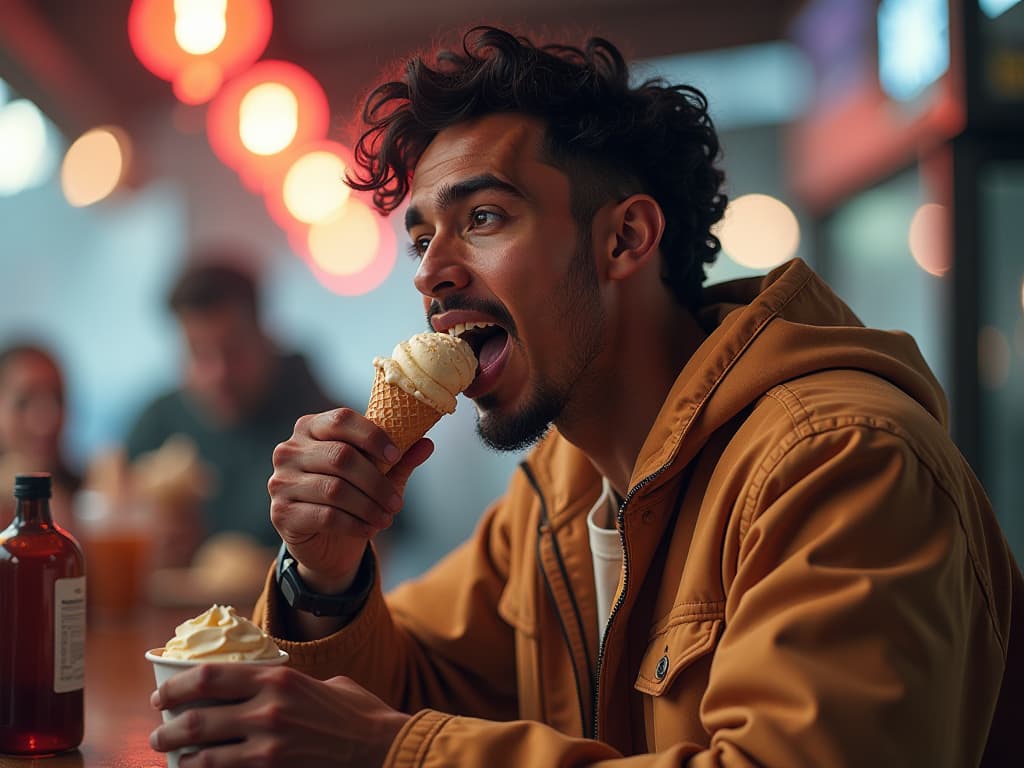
top-left (557, 294), bottom-right (706, 498)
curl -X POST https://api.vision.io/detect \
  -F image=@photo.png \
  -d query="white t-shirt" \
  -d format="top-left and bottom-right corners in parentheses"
top-left (587, 477), bottom-right (624, 644)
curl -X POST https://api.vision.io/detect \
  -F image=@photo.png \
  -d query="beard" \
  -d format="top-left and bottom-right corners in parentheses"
top-left (475, 233), bottom-right (605, 453)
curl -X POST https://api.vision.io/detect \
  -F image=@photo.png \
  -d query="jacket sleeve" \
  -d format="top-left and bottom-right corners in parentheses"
top-left (379, 423), bottom-right (1009, 767)
top-left (682, 422), bottom-right (1009, 767)
top-left (252, 497), bottom-right (520, 722)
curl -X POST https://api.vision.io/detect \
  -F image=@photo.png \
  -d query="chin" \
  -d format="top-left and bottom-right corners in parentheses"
top-left (474, 395), bottom-right (559, 454)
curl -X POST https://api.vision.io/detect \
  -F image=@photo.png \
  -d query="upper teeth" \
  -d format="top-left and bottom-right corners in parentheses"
top-left (447, 321), bottom-right (496, 338)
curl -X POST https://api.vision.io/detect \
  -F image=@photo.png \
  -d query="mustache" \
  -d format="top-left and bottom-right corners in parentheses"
top-left (426, 296), bottom-right (518, 339)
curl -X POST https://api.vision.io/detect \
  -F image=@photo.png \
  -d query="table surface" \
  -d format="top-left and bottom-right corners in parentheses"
top-left (0, 606), bottom-right (199, 768)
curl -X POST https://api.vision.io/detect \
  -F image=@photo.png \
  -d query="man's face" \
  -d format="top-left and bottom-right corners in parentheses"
top-left (406, 113), bottom-right (606, 451)
top-left (178, 303), bottom-right (273, 426)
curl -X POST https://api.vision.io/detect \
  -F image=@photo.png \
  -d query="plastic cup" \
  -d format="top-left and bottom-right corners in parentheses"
top-left (74, 490), bottom-right (153, 623)
top-left (144, 647), bottom-right (289, 767)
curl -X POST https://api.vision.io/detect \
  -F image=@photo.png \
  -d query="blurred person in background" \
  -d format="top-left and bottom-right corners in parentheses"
top-left (0, 342), bottom-right (81, 531)
top-left (122, 251), bottom-right (339, 577)
top-left (148, 27), bottom-right (1022, 767)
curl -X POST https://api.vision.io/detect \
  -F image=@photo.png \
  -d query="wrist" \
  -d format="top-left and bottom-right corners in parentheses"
top-left (275, 541), bottom-right (374, 619)
top-left (374, 710), bottom-right (412, 768)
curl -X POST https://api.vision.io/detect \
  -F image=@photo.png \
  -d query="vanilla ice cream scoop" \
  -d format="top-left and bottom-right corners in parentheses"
top-left (162, 604), bottom-right (280, 662)
top-left (372, 332), bottom-right (477, 414)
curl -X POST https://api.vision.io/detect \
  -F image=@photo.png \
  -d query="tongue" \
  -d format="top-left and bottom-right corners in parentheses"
top-left (477, 332), bottom-right (507, 373)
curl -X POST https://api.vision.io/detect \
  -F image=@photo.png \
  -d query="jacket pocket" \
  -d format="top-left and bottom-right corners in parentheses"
top-left (634, 603), bottom-right (725, 696)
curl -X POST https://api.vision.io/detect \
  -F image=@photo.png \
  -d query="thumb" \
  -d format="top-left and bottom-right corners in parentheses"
top-left (388, 438), bottom-right (434, 497)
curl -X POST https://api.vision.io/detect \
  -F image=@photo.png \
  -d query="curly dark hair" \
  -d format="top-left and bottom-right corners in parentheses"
top-left (348, 26), bottom-right (727, 310)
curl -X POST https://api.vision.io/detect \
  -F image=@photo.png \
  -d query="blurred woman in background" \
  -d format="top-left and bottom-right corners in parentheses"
top-left (0, 343), bottom-right (80, 530)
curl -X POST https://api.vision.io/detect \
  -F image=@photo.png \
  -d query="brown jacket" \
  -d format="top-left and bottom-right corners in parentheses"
top-left (255, 259), bottom-right (1022, 767)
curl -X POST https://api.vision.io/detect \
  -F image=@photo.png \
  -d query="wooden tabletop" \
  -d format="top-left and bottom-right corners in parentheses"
top-left (0, 606), bottom-right (198, 768)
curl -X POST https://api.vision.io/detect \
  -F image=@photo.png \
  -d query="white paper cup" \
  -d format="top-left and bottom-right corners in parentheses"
top-left (145, 647), bottom-right (289, 767)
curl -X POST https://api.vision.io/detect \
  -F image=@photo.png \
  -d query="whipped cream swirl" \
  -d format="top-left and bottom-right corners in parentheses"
top-left (163, 604), bottom-right (280, 662)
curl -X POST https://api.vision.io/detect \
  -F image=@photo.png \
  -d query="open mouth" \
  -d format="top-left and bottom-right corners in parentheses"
top-left (447, 321), bottom-right (510, 395)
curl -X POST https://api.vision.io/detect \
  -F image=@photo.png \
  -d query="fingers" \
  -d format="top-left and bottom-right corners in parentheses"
top-left (150, 670), bottom-right (409, 767)
top-left (273, 500), bottom-right (390, 544)
top-left (269, 460), bottom-right (400, 536)
top-left (150, 700), bottom-right (243, 755)
top-left (152, 663), bottom-right (270, 713)
top-left (298, 408), bottom-right (400, 468)
top-left (150, 665), bottom-right (296, 756)
top-left (269, 411), bottom-right (408, 541)
top-left (387, 438), bottom-right (434, 497)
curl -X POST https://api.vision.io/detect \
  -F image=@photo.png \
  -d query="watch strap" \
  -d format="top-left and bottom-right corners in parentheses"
top-left (275, 541), bottom-right (375, 619)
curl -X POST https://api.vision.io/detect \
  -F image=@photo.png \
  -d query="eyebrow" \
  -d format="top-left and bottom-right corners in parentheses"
top-left (404, 173), bottom-right (525, 232)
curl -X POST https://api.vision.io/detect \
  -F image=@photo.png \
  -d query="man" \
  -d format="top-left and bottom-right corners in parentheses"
top-left (149, 28), bottom-right (1022, 766)
top-left (125, 253), bottom-right (336, 555)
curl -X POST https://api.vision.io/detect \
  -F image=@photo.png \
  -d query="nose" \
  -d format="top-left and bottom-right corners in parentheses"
top-left (413, 239), bottom-right (471, 299)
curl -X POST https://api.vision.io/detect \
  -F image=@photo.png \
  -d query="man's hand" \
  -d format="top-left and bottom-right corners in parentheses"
top-left (268, 407), bottom-right (433, 594)
top-left (149, 663), bottom-right (410, 767)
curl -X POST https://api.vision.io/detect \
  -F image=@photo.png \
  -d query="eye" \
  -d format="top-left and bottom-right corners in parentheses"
top-left (407, 234), bottom-right (431, 260)
top-left (468, 208), bottom-right (502, 229)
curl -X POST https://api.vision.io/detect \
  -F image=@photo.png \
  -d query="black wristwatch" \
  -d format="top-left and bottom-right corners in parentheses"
top-left (275, 541), bottom-right (374, 619)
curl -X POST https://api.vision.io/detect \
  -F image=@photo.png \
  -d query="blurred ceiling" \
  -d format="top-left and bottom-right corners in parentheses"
top-left (0, 0), bottom-right (807, 143)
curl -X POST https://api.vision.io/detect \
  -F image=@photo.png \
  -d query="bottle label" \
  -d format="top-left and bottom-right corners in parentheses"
top-left (53, 576), bottom-right (86, 693)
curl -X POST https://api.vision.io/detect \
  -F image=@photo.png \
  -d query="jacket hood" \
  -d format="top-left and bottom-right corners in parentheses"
top-left (629, 258), bottom-right (948, 492)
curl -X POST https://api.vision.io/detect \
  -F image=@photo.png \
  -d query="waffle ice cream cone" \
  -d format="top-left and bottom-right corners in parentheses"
top-left (367, 332), bottom-right (477, 472)
top-left (366, 368), bottom-right (446, 469)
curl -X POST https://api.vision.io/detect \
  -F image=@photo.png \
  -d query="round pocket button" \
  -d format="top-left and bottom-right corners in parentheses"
top-left (655, 653), bottom-right (669, 681)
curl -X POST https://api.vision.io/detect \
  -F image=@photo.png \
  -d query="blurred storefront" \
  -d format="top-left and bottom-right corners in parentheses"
top-left (788, 0), bottom-right (1024, 559)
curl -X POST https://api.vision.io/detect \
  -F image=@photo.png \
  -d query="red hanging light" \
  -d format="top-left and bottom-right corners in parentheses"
top-left (206, 60), bottom-right (330, 192)
top-left (128, 0), bottom-right (272, 105)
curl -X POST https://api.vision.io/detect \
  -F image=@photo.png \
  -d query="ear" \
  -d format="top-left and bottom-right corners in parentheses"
top-left (603, 194), bottom-right (665, 281)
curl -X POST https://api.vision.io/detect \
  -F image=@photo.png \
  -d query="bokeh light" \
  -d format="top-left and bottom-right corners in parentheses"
top-left (308, 200), bottom-right (380, 277)
top-left (978, 325), bottom-right (1011, 390)
top-left (61, 127), bottom-right (130, 207)
top-left (283, 150), bottom-right (351, 224)
top-left (173, 0), bottom-right (227, 55)
top-left (207, 60), bottom-right (330, 192)
top-left (877, 0), bottom-right (950, 102)
top-left (908, 203), bottom-right (951, 276)
top-left (292, 196), bottom-right (397, 296)
top-left (0, 99), bottom-right (59, 195)
top-left (129, 0), bottom-right (272, 105)
top-left (263, 141), bottom-right (354, 239)
top-left (238, 82), bottom-right (298, 156)
top-left (716, 193), bottom-right (801, 268)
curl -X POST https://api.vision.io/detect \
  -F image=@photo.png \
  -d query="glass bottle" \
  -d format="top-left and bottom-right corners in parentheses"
top-left (0, 473), bottom-right (86, 755)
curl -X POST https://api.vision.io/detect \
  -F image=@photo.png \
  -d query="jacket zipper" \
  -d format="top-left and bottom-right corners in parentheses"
top-left (521, 462), bottom-right (594, 737)
top-left (590, 467), bottom-right (666, 741)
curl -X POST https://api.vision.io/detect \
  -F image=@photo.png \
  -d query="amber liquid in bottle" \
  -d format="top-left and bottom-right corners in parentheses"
top-left (0, 473), bottom-right (86, 755)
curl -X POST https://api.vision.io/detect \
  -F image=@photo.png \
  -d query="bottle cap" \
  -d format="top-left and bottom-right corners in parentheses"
top-left (13, 473), bottom-right (52, 499)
